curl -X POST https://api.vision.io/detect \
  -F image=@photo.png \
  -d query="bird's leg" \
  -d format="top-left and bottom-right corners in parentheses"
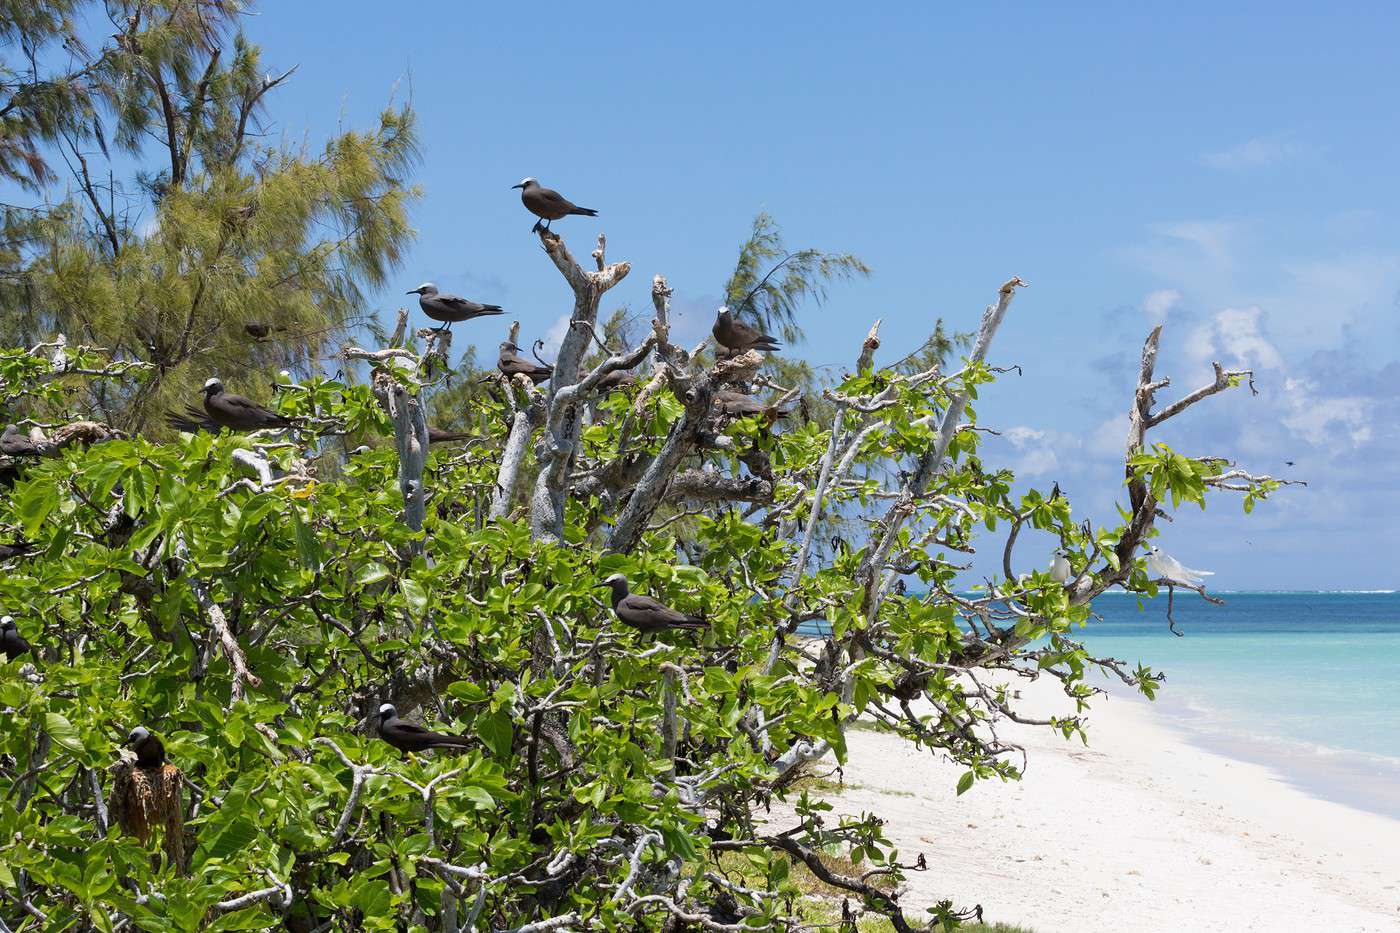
top-left (531, 219), bottom-right (543, 234)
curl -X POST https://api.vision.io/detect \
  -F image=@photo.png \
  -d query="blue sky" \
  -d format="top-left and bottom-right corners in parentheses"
top-left (243, 2), bottom-right (1400, 589)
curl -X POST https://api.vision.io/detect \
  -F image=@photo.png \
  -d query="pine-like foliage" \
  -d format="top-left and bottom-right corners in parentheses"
top-left (0, 1), bottom-right (419, 431)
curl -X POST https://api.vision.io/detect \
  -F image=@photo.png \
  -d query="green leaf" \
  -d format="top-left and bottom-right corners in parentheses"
top-left (955, 770), bottom-right (975, 796)
top-left (44, 712), bottom-right (85, 754)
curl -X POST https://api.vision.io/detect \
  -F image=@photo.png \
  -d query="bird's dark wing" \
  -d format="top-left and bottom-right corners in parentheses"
top-left (620, 593), bottom-right (705, 628)
top-left (536, 187), bottom-right (577, 213)
top-left (220, 393), bottom-right (290, 427)
top-left (167, 404), bottom-right (218, 433)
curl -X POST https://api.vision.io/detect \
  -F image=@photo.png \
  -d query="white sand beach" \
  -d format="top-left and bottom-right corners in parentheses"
top-left (780, 679), bottom-right (1400, 932)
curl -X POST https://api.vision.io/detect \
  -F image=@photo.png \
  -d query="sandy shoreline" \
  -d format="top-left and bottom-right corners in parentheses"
top-left (772, 678), bottom-right (1400, 932)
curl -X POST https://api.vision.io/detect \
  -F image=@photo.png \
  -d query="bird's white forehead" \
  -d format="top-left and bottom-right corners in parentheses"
top-left (0, 615), bottom-right (13, 625)
top-left (204, 377), bottom-right (222, 389)
top-left (378, 703), bottom-right (395, 715)
top-left (127, 726), bottom-right (148, 739)
top-left (518, 176), bottom-right (537, 186)
top-left (603, 573), bottom-right (626, 584)
top-left (416, 281), bottom-right (435, 291)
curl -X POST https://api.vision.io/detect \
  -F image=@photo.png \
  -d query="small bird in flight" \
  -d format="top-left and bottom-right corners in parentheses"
top-left (511, 178), bottom-right (598, 234)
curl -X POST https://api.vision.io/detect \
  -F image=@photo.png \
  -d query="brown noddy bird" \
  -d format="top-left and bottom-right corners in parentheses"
top-left (511, 177), bottom-right (598, 233)
top-left (125, 725), bottom-right (166, 768)
top-left (202, 378), bottom-right (294, 431)
top-left (427, 426), bottom-right (473, 445)
top-left (1, 424), bottom-right (55, 458)
top-left (498, 342), bottom-right (554, 385)
top-left (1, 615), bottom-right (30, 661)
top-left (713, 390), bottom-right (789, 422)
top-left (596, 370), bottom-right (638, 393)
top-left (0, 540), bottom-right (34, 561)
top-left (406, 283), bottom-right (504, 331)
top-left (598, 573), bottom-right (709, 634)
top-left (377, 703), bottom-right (473, 754)
top-left (244, 322), bottom-right (275, 340)
top-left (712, 308), bottom-right (780, 354)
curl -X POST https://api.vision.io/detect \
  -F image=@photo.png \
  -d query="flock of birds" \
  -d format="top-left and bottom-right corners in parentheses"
top-left (0, 177), bottom-right (786, 768)
top-left (1, 175), bottom-right (1216, 769)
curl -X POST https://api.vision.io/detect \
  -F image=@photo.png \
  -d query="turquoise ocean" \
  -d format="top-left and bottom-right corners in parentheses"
top-left (1082, 591), bottom-right (1400, 820)
top-left (806, 592), bottom-right (1400, 819)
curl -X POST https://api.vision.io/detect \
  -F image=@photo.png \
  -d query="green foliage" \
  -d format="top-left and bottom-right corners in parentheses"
top-left (0, 1), bottom-right (419, 432)
top-left (724, 212), bottom-right (871, 343)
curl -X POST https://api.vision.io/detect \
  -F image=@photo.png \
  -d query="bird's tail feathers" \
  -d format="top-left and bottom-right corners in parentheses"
top-left (570, 207), bottom-right (599, 217)
top-left (482, 305), bottom-right (505, 314)
top-left (431, 735), bottom-right (474, 750)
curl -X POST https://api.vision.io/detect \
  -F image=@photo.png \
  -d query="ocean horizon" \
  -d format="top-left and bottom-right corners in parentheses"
top-left (804, 591), bottom-right (1400, 820)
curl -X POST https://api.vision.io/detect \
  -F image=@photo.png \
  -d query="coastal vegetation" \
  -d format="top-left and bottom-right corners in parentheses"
top-left (0, 2), bottom-right (1291, 930)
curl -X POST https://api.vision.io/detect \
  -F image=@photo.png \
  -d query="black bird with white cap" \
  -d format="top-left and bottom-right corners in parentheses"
top-left (125, 725), bottom-right (167, 768)
top-left (598, 573), bottom-right (708, 634)
top-left (1, 615), bottom-right (30, 661)
top-left (377, 703), bottom-right (474, 755)
top-left (201, 378), bottom-right (294, 431)
top-left (406, 283), bottom-right (504, 332)
top-left (511, 177), bottom-right (598, 233)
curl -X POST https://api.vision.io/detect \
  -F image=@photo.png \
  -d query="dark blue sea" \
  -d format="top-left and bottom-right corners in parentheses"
top-left (809, 592), bottom-right (1400, 818)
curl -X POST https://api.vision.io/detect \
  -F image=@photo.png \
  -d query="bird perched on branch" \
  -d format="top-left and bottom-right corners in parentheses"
top-left (0, 540), bottom-right (34, 561)
top-left (598, 573), bottom-right (709, 634)
top-left (713, 308), bottom-right (780, 354)
top-left (511, 177), bottom-right (597, 233)
top-left (1049, 549), bottom-right (1072, 585)
top-left (1, 615), bottom-right (31, 661)
top-left (498, 342), bottom-right (554, 385)
top-left (125, 725), bottom-right (166, 768)
top-left (1146, 546), bottom-right (1214, 587)
top-left (200, 378), bottom-right (294, 431)
top-left (1, 424), bottom-right (56, 458)
top-left (427, 426), bottom-right (473, 445)
top-left (596, 370), bottom-right (638, 393)
top-left (713, 390), bottom-right (790, 424)
top-left (406, 283), bottom-right (504, 332)
top-left (376, 703), bottom-right (474, 755)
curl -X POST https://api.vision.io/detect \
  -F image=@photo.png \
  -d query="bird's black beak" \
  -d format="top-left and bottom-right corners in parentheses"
top-left (510, 183), bottom-right (524, 189)
top-left (406, 289), bottom-right (418, 295)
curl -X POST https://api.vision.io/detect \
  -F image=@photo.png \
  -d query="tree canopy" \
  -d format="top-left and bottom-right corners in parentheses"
top-left (0, 0), bottom-right (418, 432)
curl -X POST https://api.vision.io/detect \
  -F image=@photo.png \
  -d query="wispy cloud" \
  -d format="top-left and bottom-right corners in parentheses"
top-left (1141, 288), bottom-right (1181, 323)
top-left (1200, 135), bottom-right (1307, 170)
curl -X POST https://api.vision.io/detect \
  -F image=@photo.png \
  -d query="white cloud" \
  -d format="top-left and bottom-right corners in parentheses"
top-left (1003, 426), bottom-right (1064, 478)
top-left (1141, 289), bottom-right (1181, 323)
top-left (1087, 414), bottom-right (1129, 458)
top-left (1280, 378), bottom-right (1374, 447)
top-left (1185, 306), bottom-right (1283, 372)
top-left (1151, 220), bottom-right (1237, 264)
top-left (542, 313), bottom-right (572, 352)
top-left (1200, 135), bottom-right (1306, 170)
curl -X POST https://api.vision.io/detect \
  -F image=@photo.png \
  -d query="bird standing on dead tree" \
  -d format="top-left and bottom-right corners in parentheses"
top-left (201, 378), bottom-right (294, 431)
top-left (1, 424), bottom-right (55, 458)
top-left (406, 283), bottom-right (504, 332)
top-left (498, 342), bottom-right (554, 385)
top-left (125, 726), bottom-right (167, 768)
top-left (511, 177), bottom-right (598, 233)
top-left (377, 703), bottom-right (474, 755)
top-left (598, 573), bottom-right (709, 634)
top-left (713, 390), bottom-right (790, 424)
top-left (427, 427), bottom-right (473, 445)
top-left (713, 308), bottom-right (780, 354)
top-left (1, 615), bottom-right (31, 660)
